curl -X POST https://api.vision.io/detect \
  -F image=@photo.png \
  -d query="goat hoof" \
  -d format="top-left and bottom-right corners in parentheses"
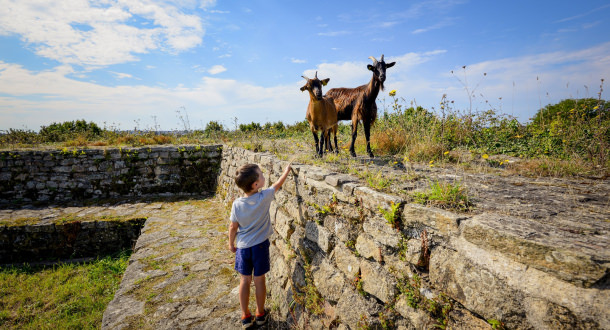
top-left (350, 152), bottom-right (356, 157)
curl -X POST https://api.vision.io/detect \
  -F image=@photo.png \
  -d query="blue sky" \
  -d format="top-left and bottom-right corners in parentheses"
top-left (1, 0), bottom-right (609, 131)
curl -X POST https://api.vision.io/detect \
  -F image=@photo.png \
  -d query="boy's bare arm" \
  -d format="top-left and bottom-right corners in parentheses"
top-left (272, 163), bottom-right (292, 192)
top-left (228, 221), bottom-right (238, 253)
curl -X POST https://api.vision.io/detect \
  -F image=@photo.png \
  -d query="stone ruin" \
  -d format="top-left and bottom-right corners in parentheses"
top-left (1, 145), bottom-right (608, 329)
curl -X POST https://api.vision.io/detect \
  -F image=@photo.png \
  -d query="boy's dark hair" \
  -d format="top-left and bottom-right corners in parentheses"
top-left (235, 163), bottom-right (260, 193)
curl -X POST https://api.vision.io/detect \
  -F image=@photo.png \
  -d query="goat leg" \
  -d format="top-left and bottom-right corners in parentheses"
top-left (312, 130), bottom-right (321, 157)
top-left (349, 120), bottom-right (358, 157)
top-left (333, 129), bottom-right (339, 154)
top-left (325, 129), bottom-right (333, 153)
top-left (318, 131), bottom-right (325, 157)
top-left (364, 120), bottom-right (374, 158)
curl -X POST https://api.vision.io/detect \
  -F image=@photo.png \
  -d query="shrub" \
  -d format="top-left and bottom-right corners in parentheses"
top-left (39, 120), bottom-right (102, 142)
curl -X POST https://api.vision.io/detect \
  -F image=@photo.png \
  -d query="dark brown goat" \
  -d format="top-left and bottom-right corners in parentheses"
top-left (325, 54), bottom-right (395, 157)
top-left (301, 72), bottom-right (338, 157)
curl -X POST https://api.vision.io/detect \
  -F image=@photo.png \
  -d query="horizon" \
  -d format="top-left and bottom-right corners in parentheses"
top-left (1, 0), bottom-right (609, 132)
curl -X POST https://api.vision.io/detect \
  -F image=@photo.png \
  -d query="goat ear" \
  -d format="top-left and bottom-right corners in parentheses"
top-left (386, 62), bottom-right (396, 68)
top-left (321, 78), bottom-right (330, 86)
top-left (300, 86), bottom-right (307, 92)
top-left (367, 64), bottom-right (374, 71)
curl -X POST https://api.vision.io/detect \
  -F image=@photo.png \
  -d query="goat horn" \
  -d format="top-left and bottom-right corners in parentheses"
top-left (380, 54), bottom-right (384, 62)
top-left (369, 56), bottom-right (377, 64)
top-left (315, 71), bottom-right (318, 79)
top-left (301, 75), bottom-right (309, 81)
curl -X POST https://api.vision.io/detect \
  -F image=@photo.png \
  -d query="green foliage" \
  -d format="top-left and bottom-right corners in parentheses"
top-left (0, 129), bottom-right (42, 147)
top-left (203, 120), bottom-right (225, 137)
top-left (488, 318), bottom-right (506, 330)
top-left (378, 201), bottom-right (401, 230)
top-left (292, 257), bottom-right (325, 316)
top-left (0, 251), bottom-right (129, 329)
top-left (239, 121), bottom-right (262, 132)
top-left (263, 121), bottom-right (285, 132)
top-left (412, 180), bottom-right (473, 212)
top-left (39, 119), bottom-right (102, 142)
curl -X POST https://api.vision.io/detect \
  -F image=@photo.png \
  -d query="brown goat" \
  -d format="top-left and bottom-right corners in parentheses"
top-left (325, 54), bottom-right (395, 157)
top-left (301, 72), bottom-right (338, 157)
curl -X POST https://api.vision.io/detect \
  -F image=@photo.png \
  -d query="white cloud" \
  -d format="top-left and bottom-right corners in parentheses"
top-left (0, 0), bottom-right (205, 67)
top-left (412, 18), bottom-right (456, 34)
top-left (110, 71), bottom-right (135, 79)
top-left (318, 31), bottom-right (350, 37)
top-left (291, 58), bottom-right (306, 64)
top-left (208, 64), bottom-right (226, 74)
top-left (380, 21), bottom-right (399, 28)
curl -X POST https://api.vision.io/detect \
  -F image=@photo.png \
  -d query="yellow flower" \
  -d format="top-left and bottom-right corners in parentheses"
top-left (593, 105), bottom-right (600, 110)
top-left (444, 151), bottom-right (449, 155)
top-left (403, 156), bottom-right (410, 162)
top-left (429, 160), bottom-right (434, 164)
top-left (389, 90), bottom-right (397, 97)
top-left (482, 154), bottom-right (489, 159)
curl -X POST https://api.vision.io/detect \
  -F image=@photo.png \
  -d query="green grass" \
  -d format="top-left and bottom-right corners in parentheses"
top-left (0, 251), bottom-right (130, 329)
top-left (413, 180), bottom-right (474, 212)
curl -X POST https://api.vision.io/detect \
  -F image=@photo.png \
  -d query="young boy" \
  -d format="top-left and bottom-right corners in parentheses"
top-left (228, 162), bottom-right (292, 328)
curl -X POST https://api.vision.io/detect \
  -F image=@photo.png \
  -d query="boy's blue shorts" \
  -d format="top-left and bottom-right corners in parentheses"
top-left (235, 239), bottom-right (270, 277)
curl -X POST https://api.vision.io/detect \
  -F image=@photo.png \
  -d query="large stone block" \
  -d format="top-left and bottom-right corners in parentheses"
top-left (312, 258), bottom-right (346, 303)
top-left (334, 243), bottom-right (360, 278)
top-left (402, 203), bottom-right (465, 236)
top-left (355, 233), bottom-right (382, 262)
top-left (429, 239), bottom-right (609, 329)
top-left (274, 209), bottom-right (294, 240)
top-left (354, 186), bottom-right (404, 213)
top-left (363, 215), bottom-right (402, 247)
top-left (335, 287), bottom-right (381, 329)
top-left (462, 213), bottom-right (609, 288)
top-left (305, 221), bottom-right (334, 254)
top-left (360, 259), bottom-right (397, 303)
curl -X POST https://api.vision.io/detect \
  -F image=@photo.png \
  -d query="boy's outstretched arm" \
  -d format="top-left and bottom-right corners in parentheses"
top-left (272, 163), bottom-right (292, 192)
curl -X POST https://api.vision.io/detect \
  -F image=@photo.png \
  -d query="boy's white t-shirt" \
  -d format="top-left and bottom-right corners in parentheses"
top-left (230, 187), bottom-right (275, 249)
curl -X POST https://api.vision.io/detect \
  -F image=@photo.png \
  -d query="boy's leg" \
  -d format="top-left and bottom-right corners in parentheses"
top-left (239, 274), bottom-right (252, 318)
top-left (253, 274), bottom-right (266, 316)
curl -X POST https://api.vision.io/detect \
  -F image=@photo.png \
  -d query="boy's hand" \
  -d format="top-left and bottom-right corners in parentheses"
top-left (229, 244), bottom-right (237, 253)
top-left (272, 161), bottom-right (293, 192)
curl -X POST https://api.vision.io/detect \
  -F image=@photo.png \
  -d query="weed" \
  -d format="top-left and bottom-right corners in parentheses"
top-left (378, 201), bottom-right (402, 230)
top-left (488, 318), bottom-right (506, 330)
top-left (291, 253), bottom-right (325, 316)
top-left (351, 271), bottom-right (367, 298)
top-left (357, 314), bottom-right (371, 330)
top-left (379, 311), bottom-right (394, 329)
top-left (412, 180), bottom-right (473, 212)
top-left (417, 229), bottom-right (430, 270)
top-left (397, 237), bottom-right (409, 262)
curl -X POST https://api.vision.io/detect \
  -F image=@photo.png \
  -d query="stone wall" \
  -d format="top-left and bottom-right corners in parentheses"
top-left (0, 218), bottom-right (146, 263)
top-left (0, 145), bottom-right (222, 206)
top-left (218, 147), bottom-right (609, 329)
